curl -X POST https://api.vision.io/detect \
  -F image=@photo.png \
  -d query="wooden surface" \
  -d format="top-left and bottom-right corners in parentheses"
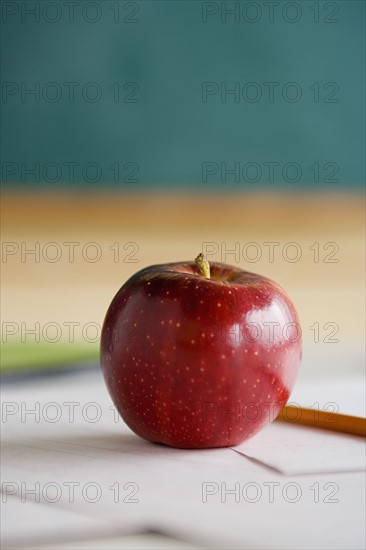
top-left (1, 190), bottom-right (365, 369)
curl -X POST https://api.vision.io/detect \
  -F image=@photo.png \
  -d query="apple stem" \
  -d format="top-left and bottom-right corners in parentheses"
top-left (195, 253), bottom-right (211, 279)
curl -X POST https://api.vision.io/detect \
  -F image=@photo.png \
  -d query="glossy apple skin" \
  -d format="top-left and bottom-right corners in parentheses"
top-left (101, 261), bottom-right (302, 449)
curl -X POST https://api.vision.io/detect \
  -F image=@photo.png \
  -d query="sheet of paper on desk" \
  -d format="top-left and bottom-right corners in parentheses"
top-left (2, 431), bottom-right (365, 550)
top-left (233, 420), bottom-right (366, 475)
top-left (233, 375), bottom-right (366, 475)
top-left (290, 375), bottom-right (366, 418)
top-left (1, 369), bottom-right (365, 550)
top-left (2, 371), bottom-right (365, 479)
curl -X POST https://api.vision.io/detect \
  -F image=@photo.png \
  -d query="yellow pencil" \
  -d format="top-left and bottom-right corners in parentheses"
top-left (276, 405), bottom-right (366, 437)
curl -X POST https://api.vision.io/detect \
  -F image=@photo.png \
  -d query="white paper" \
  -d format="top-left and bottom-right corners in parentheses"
top-left (289, 375), bottom-right (366, 418)
top-left (233, 375), bottom-right (366, 475)
top-left (2, 369), bottom-right (366, 550)
top-left (233, 420), bottom-right (366, 475)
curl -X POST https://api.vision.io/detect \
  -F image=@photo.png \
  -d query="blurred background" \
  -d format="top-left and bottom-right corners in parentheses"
top-left (1, 0), bottom-right (365, 379)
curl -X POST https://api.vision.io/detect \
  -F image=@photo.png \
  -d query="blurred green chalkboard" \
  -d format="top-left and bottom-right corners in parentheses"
top-left (1, 0), bottom-right (365, 188)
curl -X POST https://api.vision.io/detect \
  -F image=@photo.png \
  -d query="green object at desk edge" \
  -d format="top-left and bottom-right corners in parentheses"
top-left (0, 343), bottom-right (99, 372)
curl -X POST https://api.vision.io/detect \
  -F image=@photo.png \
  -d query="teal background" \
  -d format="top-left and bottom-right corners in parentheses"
top-left (1, 0), bottom-right (365, 188)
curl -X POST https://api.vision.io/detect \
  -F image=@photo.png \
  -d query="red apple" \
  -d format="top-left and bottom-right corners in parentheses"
top-left (101, 254), bottom-right (302, 449)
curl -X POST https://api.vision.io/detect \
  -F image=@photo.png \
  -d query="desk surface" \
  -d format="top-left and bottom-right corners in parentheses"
top-left (2, 190), bottom-right (365, 370)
